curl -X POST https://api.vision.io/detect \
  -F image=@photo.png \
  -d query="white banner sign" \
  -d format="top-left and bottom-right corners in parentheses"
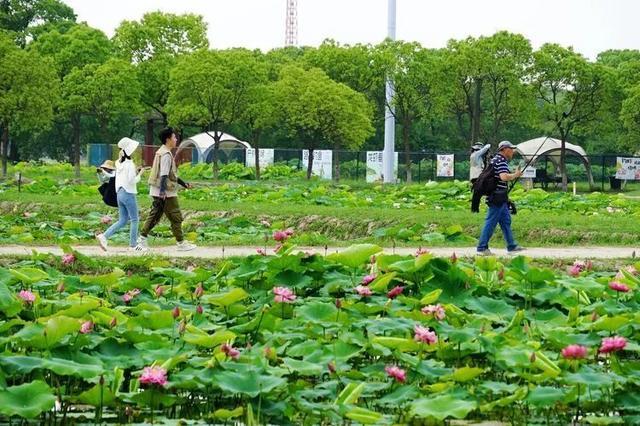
top-left (616, 157), bottom-right (640, 180)
top-left (521, 166), bottom-right (536, 178)
top-left (436, 154), bottom-right (454, 177)
top-left (245, 148), bottom-right (274, 169)
top-left (302, 149), bottom-right (332, 179)
top-left (366, 151), bottom-right (398, 183)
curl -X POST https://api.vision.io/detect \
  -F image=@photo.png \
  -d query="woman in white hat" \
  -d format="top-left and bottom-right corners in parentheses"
top-left (96, 137), bottom-right (147, 252)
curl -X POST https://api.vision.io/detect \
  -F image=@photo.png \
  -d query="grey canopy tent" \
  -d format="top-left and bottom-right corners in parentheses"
top-left (515, 136), bottom-right (595, 188)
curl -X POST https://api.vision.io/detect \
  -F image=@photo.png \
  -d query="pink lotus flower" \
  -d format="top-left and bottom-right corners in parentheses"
top-left (154, 285), bottom-right (165, 298)
top-left (18, 290), bottom-right (36, 304)
top-left (61, 253), bottom-right (76, 266)
top-left (172, 306), bottom-right (181, 318)
top-left (335, 298), bottom-right (342, 309)
top-left (284, 228), bottom-right (294, 237)
top-left (273, 230), bottom-right (288, 242)
top-left (101, 215), bottom-right (112, 224)
top-left (415, 248), bottom-right (430, 257)
top-left (79, 321), bottom-right (93, 334)
top-left (414, 324), bottom-right (438, 345)
top-left (421, 304), bottom-right (446, 321)
top-left (561, 344), bottom-right (588, 360)
top-left (139, 366), bottom-right (168, 386)
top-left (600, 336), bottom-right (627, 354)
top-left (221, 343), bottom-right (240, 360)
top-left (196, 304), bottom-right (203, 315)
top-left (362, 274), bottom-right (376, 286)
top-left (122, 288), bottom-right (140, 304)
top-left (193, 283), bottom-right (204, 298)
top-left (355, 285), bottom-right (372, 297)
top-left (387, 286), bottom-right (404, 299)
top-left (569, 264), bottom-right (582, 277)
top-left (273, 286), bottom-right (296, 303)
top-left (385, 365), bottom-right (406, 382)
top-left (609, 281), bottom-right (630, 293)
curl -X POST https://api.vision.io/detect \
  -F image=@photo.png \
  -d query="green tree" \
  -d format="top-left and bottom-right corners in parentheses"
top-left (0, 0), bottom-right (75, 46)
top-left (304, 40), bottom-right (381, 177)
top-left (166, 48), bottom-right (263, 178)
top-left (0, 33), bottom-right (58, 176)
top-left (113, 11), bottom-right (209, 146)
top-left (478, 31), bottom-right (534, 144)
top-left (375, 40), bottom-right (450, 182)
top-left (272, 65), bottom-right (373, 180)
top-left (60, 59), bottom-right (141, 178)
top-left (532, 44), bottom-right (612, 191)
top-left (29, 22), bottom-right (112, 76)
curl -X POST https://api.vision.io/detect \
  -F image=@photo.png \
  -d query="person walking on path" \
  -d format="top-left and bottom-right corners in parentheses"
top-left (469, 142), bottom-right (491, 184)
top-left (96, 138), bottom-right (146, 252)
top-left (136, 127), bottom-right (196, 252)
top-left (477, 140), bottom-right (525, 256)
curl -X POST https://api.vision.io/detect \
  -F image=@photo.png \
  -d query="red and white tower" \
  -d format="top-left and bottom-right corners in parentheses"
top-left (285, 0), bottom-right (298, 47)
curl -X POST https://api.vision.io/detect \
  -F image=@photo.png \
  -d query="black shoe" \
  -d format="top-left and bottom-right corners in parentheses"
top-left (508, 246), bottom-right (525, 253)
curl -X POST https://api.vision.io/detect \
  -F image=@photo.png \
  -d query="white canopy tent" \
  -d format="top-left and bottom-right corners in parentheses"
top-left (177, 132), bottom-right (251, 163)
top-left (515, 136), bottom-right (595, 188)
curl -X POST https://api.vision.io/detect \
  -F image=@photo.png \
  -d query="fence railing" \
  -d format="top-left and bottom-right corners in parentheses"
top-left (87, 143), bottom-right (638, 191)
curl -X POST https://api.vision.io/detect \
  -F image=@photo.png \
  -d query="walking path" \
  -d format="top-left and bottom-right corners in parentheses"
top-left (0, 245), bottom-right (637, 259)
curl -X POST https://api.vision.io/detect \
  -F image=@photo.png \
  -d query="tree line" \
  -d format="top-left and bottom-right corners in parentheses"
top-left (0, 0), bottom-right (638, 188)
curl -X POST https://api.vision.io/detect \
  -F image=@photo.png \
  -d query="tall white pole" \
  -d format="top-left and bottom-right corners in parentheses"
top-left (383, 0), bottom-right (396, 183)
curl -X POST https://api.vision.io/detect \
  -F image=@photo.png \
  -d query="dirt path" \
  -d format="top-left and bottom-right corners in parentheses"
top-left (0, 245), bottom-right (637, 259)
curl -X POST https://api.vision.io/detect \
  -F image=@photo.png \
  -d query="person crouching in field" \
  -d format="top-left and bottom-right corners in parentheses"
top-left (96, 138), bottom-right (146, 252)
top-left (96, 160), bottom-right (115, 184)
top-left (136, 127), bottom-right (196, 252)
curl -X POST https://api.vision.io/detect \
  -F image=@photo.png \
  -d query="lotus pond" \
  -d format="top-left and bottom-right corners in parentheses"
top-left (1, 245), bottom-right (639, 424)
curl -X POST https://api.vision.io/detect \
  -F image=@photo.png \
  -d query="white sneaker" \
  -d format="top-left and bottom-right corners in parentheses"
top-left (131, 245), bottom-right (148, 253)
top-left (137, 235), bottom-right (148, 249)
top-left (176, 241), bottom-right (196, 251)
top-left (96, 234), bottom-right (108, 251)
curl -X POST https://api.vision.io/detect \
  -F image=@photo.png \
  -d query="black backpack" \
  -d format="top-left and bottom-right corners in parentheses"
top-left (98, 177), bottom-right (118, 207)
top-left (471, 162), bottom-right (498, 212)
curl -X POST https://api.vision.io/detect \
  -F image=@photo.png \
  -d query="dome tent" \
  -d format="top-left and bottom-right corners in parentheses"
top-left (177, 132), bottom-right (251, 163)
top-left (515, 136), bottom-right (595, 188)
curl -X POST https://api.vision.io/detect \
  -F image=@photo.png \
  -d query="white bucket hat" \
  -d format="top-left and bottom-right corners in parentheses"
top-left (117, 137), bottom-right (140, 156)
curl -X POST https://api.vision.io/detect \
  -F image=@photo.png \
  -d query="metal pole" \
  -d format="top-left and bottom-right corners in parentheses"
top-left (382, 0), bottom-right (396, 183)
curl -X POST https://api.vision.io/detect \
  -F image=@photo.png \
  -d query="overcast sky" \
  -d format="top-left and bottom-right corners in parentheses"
top-left (62, 0), bottom-right (636, 60)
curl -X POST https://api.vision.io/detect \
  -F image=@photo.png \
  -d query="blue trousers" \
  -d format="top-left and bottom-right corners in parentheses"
top-left (477, 202), bottom-right (517, 251)
top-left (104, 188), bottom-right (139, 247)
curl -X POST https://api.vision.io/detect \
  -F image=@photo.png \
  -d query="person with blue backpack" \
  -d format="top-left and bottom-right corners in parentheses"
top-left (476, 141), bottom-right (525, 256)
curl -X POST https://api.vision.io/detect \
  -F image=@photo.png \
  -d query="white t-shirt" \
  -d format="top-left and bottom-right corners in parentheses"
top-left (114, 159), bottom-right (141, 194)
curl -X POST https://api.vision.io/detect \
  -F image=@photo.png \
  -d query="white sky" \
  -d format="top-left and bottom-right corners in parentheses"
top-left (62, 0), bottom-right (636, 60)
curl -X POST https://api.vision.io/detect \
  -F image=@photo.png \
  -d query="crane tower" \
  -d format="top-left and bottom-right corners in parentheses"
top-left (285, 0), bottom-right (298, 47)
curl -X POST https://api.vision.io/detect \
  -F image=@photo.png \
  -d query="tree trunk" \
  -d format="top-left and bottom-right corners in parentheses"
top-left (333, 143), bottom-right (340, 182)
top-left (145, 118), bottom-right (154, 146)
top-left (306, 148), bottom-right (314, 180)
top-left (252, 129), bottom-right (261, 180)
top-left (72, 115), bottom-right (81, 180)
top-left (1, 125), bottom-right (8, 178)
top-left (560, 136), bottom-right (568, 192)
top-left (403, 120), bottom-right (412, 183)
top-left (471, 78), bottom-right (483, 143)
